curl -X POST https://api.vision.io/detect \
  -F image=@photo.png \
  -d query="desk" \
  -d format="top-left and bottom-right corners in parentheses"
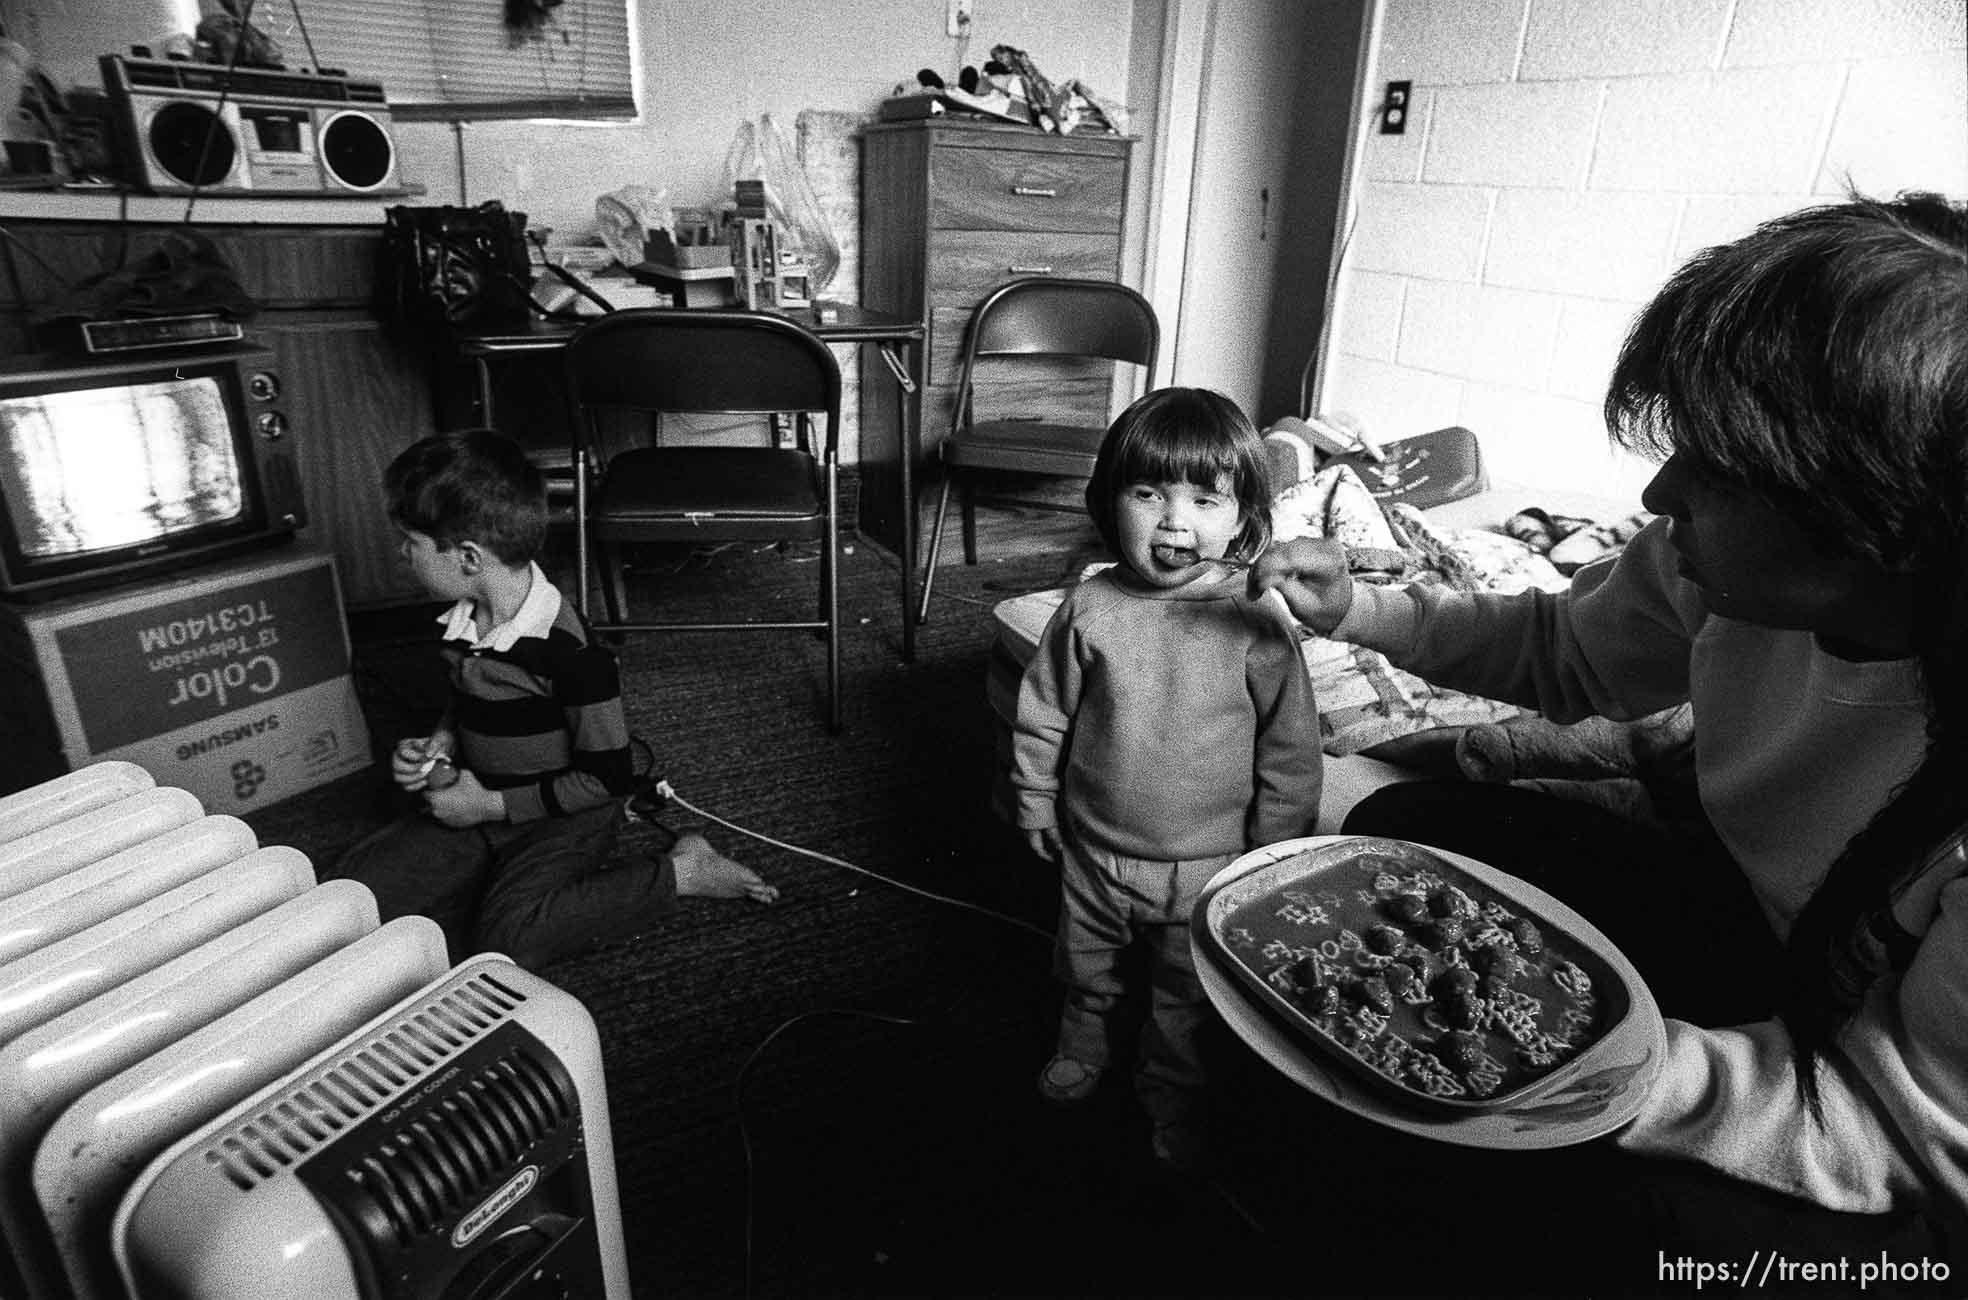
top-left (450, 304), bottom-right (926, 661)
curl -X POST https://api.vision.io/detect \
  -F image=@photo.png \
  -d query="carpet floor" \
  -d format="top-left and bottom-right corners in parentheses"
top-left (244, 534), bottom-right (1328, 1299)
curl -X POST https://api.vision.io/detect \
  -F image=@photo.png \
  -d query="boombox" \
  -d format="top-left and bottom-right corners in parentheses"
top-left (99, 54), bottom-right (402, 197)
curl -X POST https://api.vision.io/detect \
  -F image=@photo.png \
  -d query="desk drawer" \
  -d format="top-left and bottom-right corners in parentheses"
top-left (928, 148), bottom-right (1126, 234)
top-left (927, 231), bottom-right (1122, 311)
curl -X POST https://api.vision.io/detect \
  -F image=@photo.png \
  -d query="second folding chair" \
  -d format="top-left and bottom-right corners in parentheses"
top-left (916, 278), bottom-right (1159, 624)
top-left (563, 309), bottom-right (844, 731)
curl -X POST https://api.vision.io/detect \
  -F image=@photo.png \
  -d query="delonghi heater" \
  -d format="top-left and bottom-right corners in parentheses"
top-left (114, 955), bottom-right (631, 1300)
top-left (0, 761), bottom-right (156, 846)
top-left (0, 814), bottom-right (259, 965)
top-left (0, 786), bottom-right (206, 900)
top-left (0, 763), bottom-right (632, 1300)
top-left (0, 880), bottom-right (385, 1300)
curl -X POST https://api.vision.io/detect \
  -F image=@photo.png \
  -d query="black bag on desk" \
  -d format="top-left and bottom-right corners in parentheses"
top-left (382, 201), bottom-right (534, 327)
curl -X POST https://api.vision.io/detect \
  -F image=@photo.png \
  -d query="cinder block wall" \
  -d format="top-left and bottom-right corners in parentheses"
top-left (1321, 0), bottom-right (1968, 503)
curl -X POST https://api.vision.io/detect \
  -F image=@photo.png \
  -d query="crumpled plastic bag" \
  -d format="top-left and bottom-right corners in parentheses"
top-left (594, 183), bottom-right (670, 266)
top-left (722, 114), bottom-right (840, 295)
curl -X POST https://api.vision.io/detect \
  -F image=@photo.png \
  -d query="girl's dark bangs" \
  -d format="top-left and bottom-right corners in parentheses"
top-left (1123, 419), bottom-right (1239, 487)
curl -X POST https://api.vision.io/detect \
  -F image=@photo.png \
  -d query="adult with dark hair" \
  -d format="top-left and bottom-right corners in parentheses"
top-left (1251, 193), bottom-right (1968, 1286)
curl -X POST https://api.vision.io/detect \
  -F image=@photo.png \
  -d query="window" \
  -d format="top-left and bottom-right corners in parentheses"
top-left (274, 0), bottom-right (636, 121)
top-left (0, 0), bottom-right (636, 121)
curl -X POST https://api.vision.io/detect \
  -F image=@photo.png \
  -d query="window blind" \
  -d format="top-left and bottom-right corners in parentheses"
top-left (268, 0), bottom-right (636, 121)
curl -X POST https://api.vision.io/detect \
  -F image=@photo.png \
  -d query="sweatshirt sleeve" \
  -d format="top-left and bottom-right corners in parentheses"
top-left (1331, 518), bottom-right (1707, 723)
top-left (1010, 596), bottom-right (1083, 833)
top-left (1617, 867), bottom-right (1968, 1213)
top-left (501, 639), bottom-right (635, 823)
top-left (1245, 592), bottom-right (1325, 845)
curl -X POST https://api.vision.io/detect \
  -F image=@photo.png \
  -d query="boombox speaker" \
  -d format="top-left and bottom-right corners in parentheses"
top-left (99, 54), bottom-right (401, 196)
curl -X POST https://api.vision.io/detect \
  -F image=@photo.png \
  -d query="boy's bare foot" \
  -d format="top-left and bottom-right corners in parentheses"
top-left (671, 832), bottom-right (779, 903)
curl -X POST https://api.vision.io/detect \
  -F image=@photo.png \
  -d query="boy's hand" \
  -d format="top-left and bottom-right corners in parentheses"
top-left (424, 770), bottom-right (505, 828)
top-left (1024, 826), bottom-right (1062, 864)
top-left (391, 730), bottom-right (456, 792)
top-left (1249, 538), bottom-right (1355, 634)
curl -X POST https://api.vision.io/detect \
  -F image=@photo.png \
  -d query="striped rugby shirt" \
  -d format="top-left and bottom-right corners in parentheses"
top-left (436, 564), bottom-right (635, 821)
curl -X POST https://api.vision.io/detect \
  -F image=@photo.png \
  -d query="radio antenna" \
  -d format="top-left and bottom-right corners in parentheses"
top-left (283, 0), bottom-right (324, 75)
top-left (182, 0), bottom-right (260, 224)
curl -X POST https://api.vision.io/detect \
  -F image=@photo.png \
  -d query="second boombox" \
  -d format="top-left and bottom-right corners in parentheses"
top-left (99, 53), bottom-right (402, 197)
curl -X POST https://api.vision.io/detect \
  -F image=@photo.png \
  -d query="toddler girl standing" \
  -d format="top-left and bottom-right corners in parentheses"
top-left (1011, 386), bottom-right (1324, 1167)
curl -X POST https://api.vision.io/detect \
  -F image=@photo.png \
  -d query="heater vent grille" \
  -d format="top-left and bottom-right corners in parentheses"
top-left (206, 971), bottom-right (528, 1189)
top-left (349, 1048), bottom-right (575, 1245)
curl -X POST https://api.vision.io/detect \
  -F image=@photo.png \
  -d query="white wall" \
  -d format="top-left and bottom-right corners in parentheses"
top-left (1320, 0), bottom-right (1968, 502)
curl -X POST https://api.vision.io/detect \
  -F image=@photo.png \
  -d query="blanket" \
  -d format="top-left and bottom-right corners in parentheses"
top-left (1270, 465), bottom-right (1571, 756)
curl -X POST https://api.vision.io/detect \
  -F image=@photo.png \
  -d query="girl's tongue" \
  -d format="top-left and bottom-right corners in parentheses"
top-left (1151, 543), bottom-right (1200, 570)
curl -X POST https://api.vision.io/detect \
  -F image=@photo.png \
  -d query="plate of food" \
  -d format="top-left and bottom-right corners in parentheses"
top-left (1193, 835), bottom-right (1665, 1148)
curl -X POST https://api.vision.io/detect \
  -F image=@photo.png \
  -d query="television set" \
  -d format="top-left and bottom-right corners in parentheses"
top-left (0, 343), bottom-right (304, 601)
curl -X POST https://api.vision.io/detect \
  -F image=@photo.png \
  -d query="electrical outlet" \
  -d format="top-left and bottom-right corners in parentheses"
top-left (947, 0), bottom-right (974, 39)
top-left (1381, 80), bottom-right (1412, 135)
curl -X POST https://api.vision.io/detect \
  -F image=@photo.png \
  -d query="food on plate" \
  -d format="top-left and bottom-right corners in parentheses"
top-left (1207, 839), bottom-right (1628, 1109)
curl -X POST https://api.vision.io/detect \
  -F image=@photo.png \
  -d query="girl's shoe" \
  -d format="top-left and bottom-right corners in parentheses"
top-left (1037, 1055), bottom-right (1103, 1104)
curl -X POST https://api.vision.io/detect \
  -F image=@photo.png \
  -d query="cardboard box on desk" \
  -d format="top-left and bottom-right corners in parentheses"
top-left (633, 261), bottom-right (736, 309)
top-left (0, 549), bottom-right (372, 812)
top-left (644, 230), bottom-right (730, 271)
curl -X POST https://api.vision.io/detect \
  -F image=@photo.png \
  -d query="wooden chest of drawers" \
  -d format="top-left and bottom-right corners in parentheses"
top-left (858, 119), bottom-right (1135, 560)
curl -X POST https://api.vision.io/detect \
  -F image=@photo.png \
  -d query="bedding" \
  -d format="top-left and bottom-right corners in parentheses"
top-left (1269, 465), bottom-right (1567, 757)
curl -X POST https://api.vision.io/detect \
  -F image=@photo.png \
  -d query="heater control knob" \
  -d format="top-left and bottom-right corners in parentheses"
top-left (248, 371), bottom-right (281, 401)
top-left (255, 411), bottom-right (288, 440)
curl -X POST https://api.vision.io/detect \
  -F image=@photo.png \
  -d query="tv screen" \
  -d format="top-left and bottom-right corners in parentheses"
top-left (0, 344), bottom-right (304, 601)
top-left (0, 376), bottom-right (247, 560)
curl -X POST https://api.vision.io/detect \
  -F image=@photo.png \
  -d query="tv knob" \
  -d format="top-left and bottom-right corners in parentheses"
top-left (255, 411), bottom-right (288, 440)
top-left (248, 371), bottom-right (280, 402)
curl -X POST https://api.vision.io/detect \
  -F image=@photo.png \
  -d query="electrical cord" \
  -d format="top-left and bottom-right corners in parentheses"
top-left (624, 750), bottom-right (1050, 1298)
top-left (731, 977), bottom-right (997, 1300)
top-left (624, 752), bottom-right (1268, 1290)
top-left (644, 780), bottom-right (1051, 943)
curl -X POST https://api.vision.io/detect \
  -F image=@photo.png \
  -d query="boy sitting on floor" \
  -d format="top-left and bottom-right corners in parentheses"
top-left (334, 428), bottom-right (775, 969)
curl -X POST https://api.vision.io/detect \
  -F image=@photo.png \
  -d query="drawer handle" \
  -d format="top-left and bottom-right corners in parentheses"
top-left (1011, 186), bottom-right (1059, 198)
top-left (1008, 265), bottom-right (1054, 275)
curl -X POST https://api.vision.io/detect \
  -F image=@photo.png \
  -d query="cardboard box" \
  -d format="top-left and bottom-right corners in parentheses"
top-left (642, 230), bottom-right (730, 270)
top-left (633, 262), bottom-right (736, 309)
top-left (0, 548), bottom-right (373, 813)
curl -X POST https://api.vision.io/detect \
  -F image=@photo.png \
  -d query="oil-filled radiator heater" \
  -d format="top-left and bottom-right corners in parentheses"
top-left (0, 762), bottom-right (631, 1299)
